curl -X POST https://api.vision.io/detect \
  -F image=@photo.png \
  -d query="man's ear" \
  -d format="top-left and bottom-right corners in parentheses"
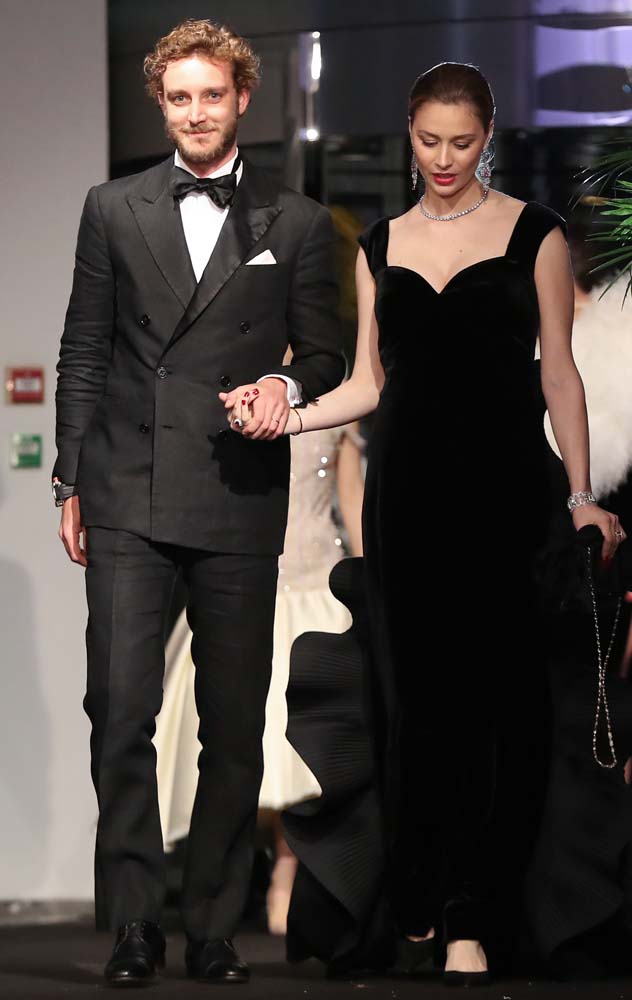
top-left (157, 91), bottom-right (165, 114)
top-left (238, 89), bottom-right (251, 117)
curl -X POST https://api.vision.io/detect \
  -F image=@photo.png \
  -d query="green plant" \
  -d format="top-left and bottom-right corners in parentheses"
top-left (577, 136), bottom-right (632, 300)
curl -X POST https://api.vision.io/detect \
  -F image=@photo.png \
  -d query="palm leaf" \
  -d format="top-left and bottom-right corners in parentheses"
top-left (579, 135), bottom-right (632, 301)
top-left (574, 134), bottom-right (632, 210)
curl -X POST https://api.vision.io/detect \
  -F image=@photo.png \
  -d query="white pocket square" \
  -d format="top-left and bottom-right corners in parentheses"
top-left (246, 249), bottom-right (277, 265)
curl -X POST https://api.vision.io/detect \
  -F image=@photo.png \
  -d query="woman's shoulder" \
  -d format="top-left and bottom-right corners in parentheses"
top-left (497, 195), bottom-right (567, 270)
top-left (388, 205), bottom-right (416, 224)
top-left (488, 190), bottom-right (527, 215)
top-left (480, 192), bottom-right (567, 267)
top-left (357, 215), bottom-right (390, 247)
top-left (487, 192), bottom-right (565, 231)
top-left (357, 216), bottom-right (391, 273)
top-left (511, 195), bottom-right (567, 237)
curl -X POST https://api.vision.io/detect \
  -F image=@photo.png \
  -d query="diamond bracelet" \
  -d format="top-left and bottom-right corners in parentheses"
top-left (567, 490), bottom-right (597, 512)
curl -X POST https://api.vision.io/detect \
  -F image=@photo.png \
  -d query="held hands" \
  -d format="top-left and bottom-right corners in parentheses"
top-left (59, 495), bottom-right (87, 567)
top-left (572, 503), bottom-right (627, 560)
top-left (219, 378), bottom-right (290, 440)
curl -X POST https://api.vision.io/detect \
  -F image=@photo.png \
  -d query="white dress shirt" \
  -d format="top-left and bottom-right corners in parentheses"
top-left (174, 149), bottom-right (301, 405)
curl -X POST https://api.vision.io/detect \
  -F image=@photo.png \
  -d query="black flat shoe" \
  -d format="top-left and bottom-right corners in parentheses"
top-left (443, 969), bottom-right (490, 988)
top-left (185, 938), bottom-right (250, 983)
top-left (104, 920), bottom-right (166, 987)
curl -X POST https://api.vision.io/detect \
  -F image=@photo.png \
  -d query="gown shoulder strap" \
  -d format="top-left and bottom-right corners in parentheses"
top-left (506, 202), bottom-right (567, 273)
top-left (357, 217), bottom-right (389, 277)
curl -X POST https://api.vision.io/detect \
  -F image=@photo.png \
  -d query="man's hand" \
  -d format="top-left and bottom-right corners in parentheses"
top-left (59, 495), bottom-right (87, 566)
top-left (219, 379), bottom-right (290, 440)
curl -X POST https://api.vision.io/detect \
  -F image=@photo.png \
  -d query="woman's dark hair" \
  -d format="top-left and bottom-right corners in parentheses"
top-left (408, 62), bottom-right (495, 132)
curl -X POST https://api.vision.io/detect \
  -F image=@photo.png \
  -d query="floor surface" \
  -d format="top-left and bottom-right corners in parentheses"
top-left (1, 923), bottom-right (631, 999)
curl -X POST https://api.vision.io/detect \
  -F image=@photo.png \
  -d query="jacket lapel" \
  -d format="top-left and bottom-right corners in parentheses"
top-left (127, 158), bottom-right (197, 310)
top-left (165, 161), bottom-right (282, 350)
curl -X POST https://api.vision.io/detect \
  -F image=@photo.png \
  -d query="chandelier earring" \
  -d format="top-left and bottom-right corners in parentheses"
top-left (476, 139), bottom-right (495, 190)
top-left (410, 152), bottom-right (419, 192)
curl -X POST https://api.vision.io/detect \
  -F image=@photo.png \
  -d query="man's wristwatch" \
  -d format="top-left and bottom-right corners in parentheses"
top-left (52, 478), bottom-right (76, 507)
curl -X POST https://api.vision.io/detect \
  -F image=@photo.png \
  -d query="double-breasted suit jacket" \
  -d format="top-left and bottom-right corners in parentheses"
top-left (54, 156), bottom-right (345, 552)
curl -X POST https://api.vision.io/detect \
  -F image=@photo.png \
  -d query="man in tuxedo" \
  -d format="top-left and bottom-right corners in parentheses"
top-left (53, 19), bottom-right (343, 987)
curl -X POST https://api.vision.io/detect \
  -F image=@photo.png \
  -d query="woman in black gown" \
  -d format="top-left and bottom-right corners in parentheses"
top-left (230, 62), bottom-right (626, 982)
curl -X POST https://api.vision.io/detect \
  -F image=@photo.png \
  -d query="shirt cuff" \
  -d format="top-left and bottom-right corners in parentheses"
top-left (257, 374), bottom-right (303, 407)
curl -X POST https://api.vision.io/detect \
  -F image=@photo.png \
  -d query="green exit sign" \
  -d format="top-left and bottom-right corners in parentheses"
top-left (10, 433), bottom-right (42, 469)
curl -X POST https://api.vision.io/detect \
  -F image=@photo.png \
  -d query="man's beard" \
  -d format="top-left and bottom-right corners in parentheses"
top-left (165, 113), bottom-right (239, 170)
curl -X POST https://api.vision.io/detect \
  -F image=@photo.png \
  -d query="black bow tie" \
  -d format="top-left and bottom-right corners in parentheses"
top-left (169, 157), bottom-right (241, 209)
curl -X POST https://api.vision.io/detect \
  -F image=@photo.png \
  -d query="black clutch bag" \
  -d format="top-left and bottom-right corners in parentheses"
top-left (534, 523), bottom-right (632, 769)
top-left (535, 523), bottom-right (628, 616)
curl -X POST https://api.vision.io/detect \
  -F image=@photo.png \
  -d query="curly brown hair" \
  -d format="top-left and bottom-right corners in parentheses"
top-left (144, 19), bottom-right (261, 102)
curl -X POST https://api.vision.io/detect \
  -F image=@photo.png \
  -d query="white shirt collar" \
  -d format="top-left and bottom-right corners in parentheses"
top-left (174, 147), bottom-right (243, 186)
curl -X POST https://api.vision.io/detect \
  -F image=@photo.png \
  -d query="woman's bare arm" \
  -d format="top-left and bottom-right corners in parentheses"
top-left (537, 227), bottom-right (591, 494)
top-left (537, 226), bottom-right (624, 555)
top-left (285, 248), bottom-right (384, 434)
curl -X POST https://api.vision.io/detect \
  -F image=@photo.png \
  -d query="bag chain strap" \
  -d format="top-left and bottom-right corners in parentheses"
top-left (586, 545), bottom-right (621, 769)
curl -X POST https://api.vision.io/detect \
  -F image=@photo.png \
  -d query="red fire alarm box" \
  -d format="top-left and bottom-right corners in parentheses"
top-left (6, 367), bottom-right (45, 404)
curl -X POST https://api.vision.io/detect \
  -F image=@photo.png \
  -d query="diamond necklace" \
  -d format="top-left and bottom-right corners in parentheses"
top-left (419, 185), bottom-right (489, 222)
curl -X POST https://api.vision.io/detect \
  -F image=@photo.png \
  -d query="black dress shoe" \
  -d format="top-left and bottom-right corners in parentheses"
top-left (185, 938), bottom-right (250, 983)
top-left (104, 920), bottom-right (166, 987)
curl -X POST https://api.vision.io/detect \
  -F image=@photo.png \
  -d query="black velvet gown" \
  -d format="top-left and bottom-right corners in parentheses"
top-left (285, 202), bottom-right (568, 970)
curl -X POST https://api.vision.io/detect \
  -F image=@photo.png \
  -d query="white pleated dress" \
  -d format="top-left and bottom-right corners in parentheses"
top-left (154, 427), bottom-right (353, 847)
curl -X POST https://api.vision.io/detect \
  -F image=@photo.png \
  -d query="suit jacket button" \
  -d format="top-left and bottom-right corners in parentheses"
top-left (139, 423), bottom-right (150, 434)
top-left (156, 366), bottom-right (168, 379)
top-left (240, 321), bottom-right (251, 335)
top-left (139, 314), bottom-right (151, 327)
top-left (219, 375), bottom-right (231, 388)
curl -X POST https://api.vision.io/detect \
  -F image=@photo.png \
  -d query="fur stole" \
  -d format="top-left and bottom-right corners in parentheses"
top-left (542, 275), bottom-right (632, 499)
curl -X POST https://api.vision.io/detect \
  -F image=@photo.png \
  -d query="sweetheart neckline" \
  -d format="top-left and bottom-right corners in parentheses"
top-left (383, 201), bottom-right (530, 296)
top-left (384, 257), bottom-right (508, 296)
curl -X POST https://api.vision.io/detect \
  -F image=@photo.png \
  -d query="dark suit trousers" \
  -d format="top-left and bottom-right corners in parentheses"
top-left (84, 527), bottom-right (278, 941)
